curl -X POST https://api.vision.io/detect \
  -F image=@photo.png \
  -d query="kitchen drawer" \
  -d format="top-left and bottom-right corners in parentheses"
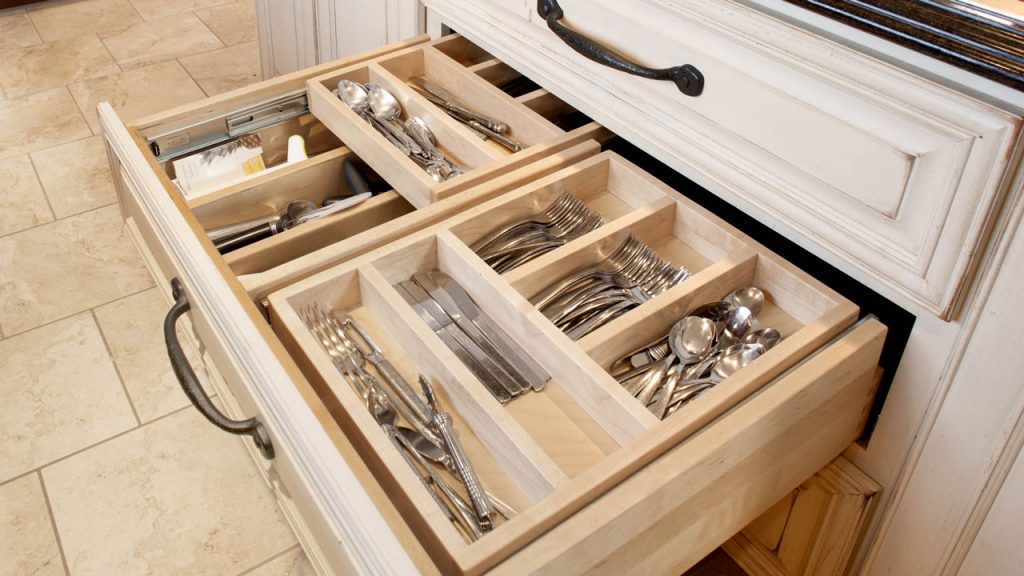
top-left (100, 33), bottom-right (606, 575)
top-left (423, 0), bottom-right (1023, 319)
top-left (100, 31), bottom-right (885, 576)
top-left (266, 151), bottom-right (886, 574)
top-left (306, 34), bottom-right (599, 209)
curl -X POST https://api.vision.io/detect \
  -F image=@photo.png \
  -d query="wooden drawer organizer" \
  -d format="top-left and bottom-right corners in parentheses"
top-left (268, 151), bottom-right (884, 574)
top-left (123, 34), bottom-right (605, 300)
top-left (307, 35), bottom-right (590, 209)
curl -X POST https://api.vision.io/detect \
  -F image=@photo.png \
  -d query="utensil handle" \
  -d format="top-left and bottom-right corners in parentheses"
top-left (213, 221), bottom-right (280, 254)
top-left (165, 278), bottom-right (274, 459)
top-left (466, 120), bottom-right (524, 152)
top-left (537, 0), bottom-right (704, 97)
top-left (433, 412), bottom-right (493, 530)
top-left (384, 424), bottom-right (455, 523)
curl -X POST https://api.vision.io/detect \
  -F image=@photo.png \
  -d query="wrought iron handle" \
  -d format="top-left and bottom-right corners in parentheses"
top-left (165, 278), bottom-right (275, 460)
top-left (537, 0), bottom-right (704, 97)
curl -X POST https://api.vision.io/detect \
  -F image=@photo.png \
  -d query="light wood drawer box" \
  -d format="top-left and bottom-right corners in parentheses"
top-left (423, 0), bottom-right (1022, 319)
top-left (101, 33), bottom-right (885, 576)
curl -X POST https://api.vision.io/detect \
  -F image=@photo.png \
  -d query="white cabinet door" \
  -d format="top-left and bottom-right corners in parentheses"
top-left (256, 0), bottom-right (425, 77)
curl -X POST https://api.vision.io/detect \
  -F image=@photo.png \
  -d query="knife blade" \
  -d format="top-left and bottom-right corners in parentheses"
top-left (395, 282), bottom-right (517, 403)
top-left (410, 76), bottom-right (509, 134)
top-left (412, 272), bottom-right (532, 394)
top-left (428, 271), bottom-right (549, 392)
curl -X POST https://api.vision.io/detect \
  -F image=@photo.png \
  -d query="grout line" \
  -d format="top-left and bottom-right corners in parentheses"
top-left (22, 5), bottom-right (44, 45)
top-left (37, 471), bottom-right (73, 576)
top-left (26, 149), bottom-right (60, 223)
top-left (125, 0), bottom-right (146, 22)
top-left (0, 199), bottom-right (118, 241)
top-left (2, 283), bottom-right (156, 340)
top-left (233, 544), bottom-right (302, 576)
top-left (95, 31), bottom-right (124, 75)
top-left (0, 468), bottom-right (35, 491)
top-left (90, 308), bottom-right (143, 426)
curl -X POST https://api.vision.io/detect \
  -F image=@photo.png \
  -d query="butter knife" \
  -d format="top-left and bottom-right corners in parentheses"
top-left (413, 272), bottom-right (538, 393)
top-left (410, 76), bottom-right (509, 133)
top-left (429, 271), bottom-right (549, 392)
top-left (395, 282), bottom-right (516, 403)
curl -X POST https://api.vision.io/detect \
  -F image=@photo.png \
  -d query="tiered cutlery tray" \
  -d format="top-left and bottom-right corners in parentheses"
top-left (267, 152), bottom-right (884, 574)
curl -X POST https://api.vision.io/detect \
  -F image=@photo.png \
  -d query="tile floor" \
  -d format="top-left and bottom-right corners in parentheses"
top-left (0, 0), bottom-right (313, 574)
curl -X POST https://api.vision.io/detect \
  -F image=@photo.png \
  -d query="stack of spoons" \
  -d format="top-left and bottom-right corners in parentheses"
top-left (335, 79), bottom-right (466, 182)
top-left (610, 287), bottom-right (783, 419)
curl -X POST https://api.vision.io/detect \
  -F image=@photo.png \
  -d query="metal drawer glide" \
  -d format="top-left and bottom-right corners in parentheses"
top-left (144, 89), bottom-right (310, 161)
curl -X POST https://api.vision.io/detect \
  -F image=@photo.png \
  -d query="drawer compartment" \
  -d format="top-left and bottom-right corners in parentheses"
top-left (266, 151), bottom-right (881, 574)
top-left (308, 35), bottom-right (592, 208)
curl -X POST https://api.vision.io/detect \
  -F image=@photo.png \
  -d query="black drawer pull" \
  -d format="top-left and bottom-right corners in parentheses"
top-left (537, 0), bottom-right (704, 97)
top-left (165, 278), bottom-right (275, 460)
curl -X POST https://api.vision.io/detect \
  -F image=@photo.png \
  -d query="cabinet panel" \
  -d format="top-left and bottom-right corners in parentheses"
top-left (423, 0), bottom-right (1022, 319)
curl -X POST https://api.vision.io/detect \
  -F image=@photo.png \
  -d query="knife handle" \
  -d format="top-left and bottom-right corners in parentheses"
top-left (466, 120), bottom-right (523, 152)
top-left (433, 412), bottom-right (493, 531)
top-left (446, 103), bottom-right (508, 134)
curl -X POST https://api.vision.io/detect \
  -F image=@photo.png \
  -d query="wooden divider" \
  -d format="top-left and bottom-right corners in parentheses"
top-left (436, 230), bottom-right (660, 444)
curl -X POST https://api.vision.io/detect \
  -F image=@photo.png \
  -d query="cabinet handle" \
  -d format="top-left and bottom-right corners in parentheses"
top-left (165, 278), bottom-right (275, 460)
top-left (537, 0), bottom-right (704, 97)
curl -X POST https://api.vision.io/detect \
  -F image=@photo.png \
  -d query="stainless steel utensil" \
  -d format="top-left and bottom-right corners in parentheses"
top-left (410, 76), bottom-right (509, 133)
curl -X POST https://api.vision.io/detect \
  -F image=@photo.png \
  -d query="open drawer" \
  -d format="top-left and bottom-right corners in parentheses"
top-left (266, 151), bottom-right (886, 574)
top-left (100, 30), bottom-right (885, 576)
top-left (100, 33), bottom-right (607, 575)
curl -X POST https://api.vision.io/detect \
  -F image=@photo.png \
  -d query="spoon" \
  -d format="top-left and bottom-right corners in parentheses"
top-left (712, 343), bottom-right (765, 381)
top-left (742, 327), bottom-right (781, 351)
top-left (337, 79), bottom-right (370, 114)
top-left (689, 301), bottom-right (732, 321)
top-left (723, 305), bottom-right (754, 339)
top-left (725, 287), bottom-right (765, 316)
top-left (406, 116), bottom-right (466, 176)
top-left (366, 84), bottom-right (424, 153)
top-left (668, 316), bottom-right (716, 364)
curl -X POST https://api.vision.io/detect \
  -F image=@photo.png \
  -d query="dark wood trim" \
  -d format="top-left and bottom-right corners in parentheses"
top-left (782, 0), bottom-right (1024, 91)
top-left (0, 0), bottom-right (46, 7)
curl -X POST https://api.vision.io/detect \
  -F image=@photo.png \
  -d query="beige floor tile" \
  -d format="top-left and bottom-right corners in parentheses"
top-left (129, 0), bottom-right (234, 21)
top-left (0, 10), bottom-right (42, 51)
top-left (0, 155), bottom-right (53, 237)
top-left (247, 548), bottom-right (316, 576)
top-left (180, 41), bottom-right (261, 96)
top-left (0, 204), bottom-right (154, 335)
top-left (101, 13), bottom-right (223, 70)
top-left (43, 407), bottom-right (296, 576)
top-left (94, 289), bottom-right (199, 423)
top-left (28, 0), bottom-right (143, 43)
top-left (0, 34), bottom-right (120, 99)
top-left (0, 474), bottom-right (66, 576)
top-left (196, 1), bottom-right (256, 46)
top-left (68, 61), bottom-right (206, 133)
top-left (0, 313), bottom-right (137, 483)
top-left (0, 87), bottom-right (91, 161)
top-left (31, 136), bottom-right (116, 218)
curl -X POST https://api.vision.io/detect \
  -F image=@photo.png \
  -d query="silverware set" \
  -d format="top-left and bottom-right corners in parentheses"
top-left (396, 271), bottom-right (549, 404)
top-left (472, 192), bottom-right (606, 273)
top-left (336, 80), bottom-right (466, 182)
top-left (409, 76), bottom-right (525, 152)
top-left (531, 235), bottom-right (690, 340)
top-left (301, 304), bottom-right (515, 540)
top-left (610, 287), bottom-right (782, 418)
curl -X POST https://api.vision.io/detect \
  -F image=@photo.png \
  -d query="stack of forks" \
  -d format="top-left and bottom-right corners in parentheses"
top-left (301, 304), bottom-right (513, 540)
top-left (531, 235), bottom-right (690, 340)
top-left (472, 192), bottom-right (605, 273)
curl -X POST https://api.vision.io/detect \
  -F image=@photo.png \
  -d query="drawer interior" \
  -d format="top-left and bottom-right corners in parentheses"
top-left (307, 36), bottom-right (590, 209)
top-left (265, 151), bottom-right (869, 573)
top-left (126, 35), bottom-right (602, 290)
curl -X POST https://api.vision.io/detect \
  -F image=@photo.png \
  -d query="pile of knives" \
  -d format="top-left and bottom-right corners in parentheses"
top-left (395, 271), bottom-right (549, 404)
top-left (408, 76), bottom-right (525, 152)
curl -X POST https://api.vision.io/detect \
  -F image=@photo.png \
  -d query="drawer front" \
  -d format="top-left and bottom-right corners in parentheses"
top-left (423, 0), bottom-right (1022, 318)
top-left (100, 103), bottom-right (420, 575)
